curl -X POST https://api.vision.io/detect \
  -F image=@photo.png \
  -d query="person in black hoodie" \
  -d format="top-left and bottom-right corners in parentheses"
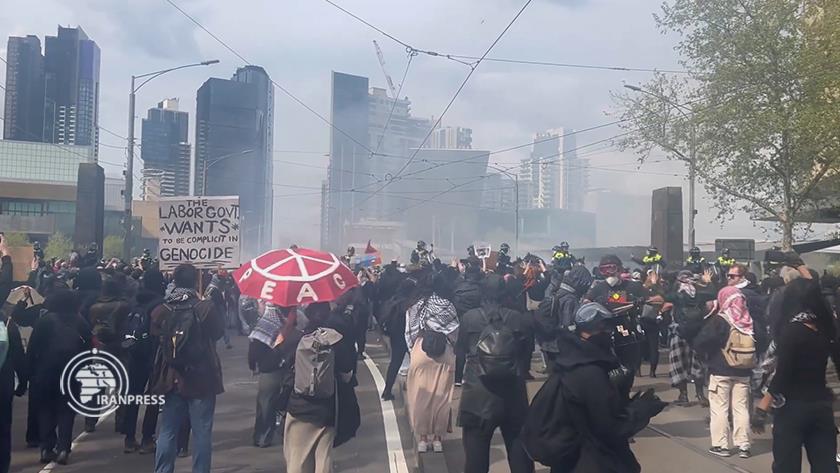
top-left (380, 278), bottom-right (416, 401)
top-left (121, 270), bottom-right (166, 454)
top-left (28, 290), bottom-right (92, 465)
top-left (536, 266), bottom-right (593, 373)
top-left (457, 274), bottom-right (534, 473)
top-left (284, 301), bottom-right (358, 473)
top-left (453, 264), bottom-right (482, 385)
top-left (549, 303), bottom-right (666, 473)
top-left (0, 288), bottom-right (28, 473)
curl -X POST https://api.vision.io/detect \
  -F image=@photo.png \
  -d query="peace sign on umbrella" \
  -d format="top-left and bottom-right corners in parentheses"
top-left (233, 247), bottom-right (358, 307)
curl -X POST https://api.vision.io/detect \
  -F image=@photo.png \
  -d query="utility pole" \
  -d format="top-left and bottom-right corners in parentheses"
top-left (122, 60), bottom-right (219, 260)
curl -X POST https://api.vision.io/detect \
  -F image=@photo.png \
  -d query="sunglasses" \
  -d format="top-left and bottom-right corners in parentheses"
top-left (726, 273), bottom-right (742, 279)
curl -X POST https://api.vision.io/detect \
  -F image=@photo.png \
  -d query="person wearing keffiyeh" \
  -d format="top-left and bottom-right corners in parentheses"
top-left (404, 273), bottom-right (459, 454)
top-left (248, 304), bottom-right (298, 448)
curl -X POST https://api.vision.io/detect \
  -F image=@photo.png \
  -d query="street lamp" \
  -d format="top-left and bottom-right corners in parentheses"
top-left (487, 163), bottom-right (520, 257)
top-left (201, 149), bottom-right (255, 195)
top-left (624, 84), bottom-right (697, 249)
top-left (123, 59), bottom-right (220, 260)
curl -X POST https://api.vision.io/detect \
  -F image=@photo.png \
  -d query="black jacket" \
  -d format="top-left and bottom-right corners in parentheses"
top-left (694, 314), bottom-right (766, 377)
top-left (287, 309), bottom-right (358, 430)
top-left (0, 308), bottom-right (27, 399)
top-left (453, 276), bottom-right (481, 317)
top-left (28, 311), bottom-right (92, 396)
top-left (552, 330), bottom-right (652, 473)
top-left (535, 283), bottom-right (580, 353)
top-left (456, 303), bottom-right (534, 429)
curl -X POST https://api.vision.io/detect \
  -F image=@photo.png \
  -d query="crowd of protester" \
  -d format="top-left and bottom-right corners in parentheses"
top-left (2, 234), bottom-right (840, 473)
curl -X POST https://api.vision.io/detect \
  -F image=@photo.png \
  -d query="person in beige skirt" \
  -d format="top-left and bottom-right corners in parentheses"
top-left (405, 272), bottom-right (459, 454)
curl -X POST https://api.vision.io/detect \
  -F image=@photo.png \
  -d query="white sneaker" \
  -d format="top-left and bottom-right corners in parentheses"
top-left (417, 441), bottom-right (428, 453)
top-left (432, 440), bottom-right (443, 453)
top-left (836, 453), bottom-right (840, 464)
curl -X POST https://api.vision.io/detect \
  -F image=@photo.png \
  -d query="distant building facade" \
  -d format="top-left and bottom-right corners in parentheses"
top-left (519, 128), bottom-right (587, 211)
top-left (3, 35), bottom-right (45, 142)
top-left (43, 26), bottom-right (100, 153)
top-left (428, 125), bottom-right (472, 150)
top-left (322, 72), bottom-right (370, 251)
top-left (141, 98), bottom-right (190, 198)
top-left (195, 65), bottom-right (274, 254)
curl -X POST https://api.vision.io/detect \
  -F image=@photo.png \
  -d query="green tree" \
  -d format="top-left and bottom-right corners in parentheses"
top-left (45, 232), bottom-right (74, 261)
top-left (614, 0), bottom-right (840, 249)
top-left (103, 235), bottom-right (124, 259)
top-left (1, 232), bottom-right (30, 247)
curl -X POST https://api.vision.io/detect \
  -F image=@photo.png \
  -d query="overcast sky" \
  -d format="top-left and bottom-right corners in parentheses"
top-left (3, 0), bottom-right (825, 248)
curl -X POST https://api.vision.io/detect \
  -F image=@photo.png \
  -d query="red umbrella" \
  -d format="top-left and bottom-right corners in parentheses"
top-left (234, 247), bottom-right (358, 307)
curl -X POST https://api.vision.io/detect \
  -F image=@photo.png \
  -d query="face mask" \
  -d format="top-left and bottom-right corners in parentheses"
top-left (587, 332), bottom-right (613, 351)
top-left (606, 276), bottom-right (621, 287)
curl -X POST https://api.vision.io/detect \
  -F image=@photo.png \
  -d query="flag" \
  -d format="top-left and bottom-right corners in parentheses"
top-left (355, 240), bottom-right (382, 269)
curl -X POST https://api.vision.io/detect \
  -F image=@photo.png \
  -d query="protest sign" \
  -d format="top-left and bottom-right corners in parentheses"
top-left (157, 196), bottom-right (240, 270)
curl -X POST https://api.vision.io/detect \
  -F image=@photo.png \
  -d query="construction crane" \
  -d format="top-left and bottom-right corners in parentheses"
top-left (373, 40), bottom-right (398, 99)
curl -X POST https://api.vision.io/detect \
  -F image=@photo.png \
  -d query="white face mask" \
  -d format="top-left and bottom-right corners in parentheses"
top-left (606, 276), bottom-right (622, 287)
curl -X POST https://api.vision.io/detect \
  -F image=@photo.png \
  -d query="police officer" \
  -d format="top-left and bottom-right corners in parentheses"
top-left (635, 247), bottom-right (666, 273)
top-left (685, 247), bottom-right (706, 274)
top-left (716, 248), bottom-right (735, 271)
top-left (551, 241), bottom-right (576, 274)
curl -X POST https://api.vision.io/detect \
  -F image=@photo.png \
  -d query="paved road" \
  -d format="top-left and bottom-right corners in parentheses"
top-left (9, 332), bottom-right (800, 473)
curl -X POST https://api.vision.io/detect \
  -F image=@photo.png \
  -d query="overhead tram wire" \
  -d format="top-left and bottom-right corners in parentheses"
top-left (164, 0), bottom-right (378, 157)
top-left (446, 56), bottom-right (690, 74)
top-left (353, 0), bottom-right (534, 209)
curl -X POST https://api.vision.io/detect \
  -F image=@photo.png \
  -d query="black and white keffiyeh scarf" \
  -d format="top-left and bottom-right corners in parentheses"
top-left (405, 294), bottom-right (459, 348)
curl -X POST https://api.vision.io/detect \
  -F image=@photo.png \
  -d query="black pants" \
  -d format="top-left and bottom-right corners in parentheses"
top-left (37, 394), bottom-right (76, 452)
top-left (383, 331), bottom-right (408, 396)
top-left (0, 392), bottom-right (12, 473)
top-left (772, 400), bottom-right (838, 473)
top-left (122, 353), bottom-right (159, 441)
top-left (640, 318), bottom-right (661, 374)
top-left (253, 370), bottom-right (291, 447)
top-left (25, 389), bottom-right (38, 445)
top-left (455, 343), bottom-right (467, 384)
top-left (462, 418), bottom-right (534, 473)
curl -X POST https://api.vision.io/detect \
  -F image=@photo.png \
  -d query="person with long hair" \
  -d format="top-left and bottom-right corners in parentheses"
top-left (753, 276), bottom-right (840, 473)
top-left (405, 271), bottom-right (459, 454)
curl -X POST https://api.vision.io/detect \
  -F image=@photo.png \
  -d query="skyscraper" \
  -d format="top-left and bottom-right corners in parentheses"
top-left (519, 128), bottom-right (587, 211)
top-left (42, 26), bottom-right (100, 152)
top-left (195, 65), bottom-right (274, 254)
top-left (3, 35), bottom-right (45, 142)
top-left (322, 72), bottom-right (370, 251)
top-left (428, 125), bottom-right (472, 150)
top-left (141, 98), bottom-right (190, 198)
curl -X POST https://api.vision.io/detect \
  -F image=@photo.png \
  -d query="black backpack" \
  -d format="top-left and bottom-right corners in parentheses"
top-left (520, 373), bottom-right (583, 468)
top-left (160, 302), bottom-right (205, 375)
top-left (475, 308), bottom-right (519, 381)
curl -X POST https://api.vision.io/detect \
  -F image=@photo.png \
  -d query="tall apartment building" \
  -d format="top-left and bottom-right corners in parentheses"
top-left (3, 35), bottom-right (45, 142)
top-left (42, 26), bottom-right (100, 152)
top-left (518, 128), bottom-right (587, 211)
top-left (141, 98), bottom-right (191, 198)
top-left (195, 66), bottom-right (274, 254)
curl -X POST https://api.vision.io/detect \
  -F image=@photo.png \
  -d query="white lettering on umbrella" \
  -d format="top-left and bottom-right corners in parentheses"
top-left (297, 283), bottom-right (319, 303)
top-left (260, 281), bottom-right (276, 300)
top-left (238, 268), bottom-right (253, 283)
top-left (333, 273), bottom-right (346, 289)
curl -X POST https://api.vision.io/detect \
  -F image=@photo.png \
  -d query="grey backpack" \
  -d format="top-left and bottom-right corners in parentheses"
top-left (293, 327), bottom-right (344, 399)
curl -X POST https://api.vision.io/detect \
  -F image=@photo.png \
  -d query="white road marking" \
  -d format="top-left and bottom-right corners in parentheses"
top-left (363, 357), bottom-right (410, 473)
top-left (38, 412), bottom-right (112, 473)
